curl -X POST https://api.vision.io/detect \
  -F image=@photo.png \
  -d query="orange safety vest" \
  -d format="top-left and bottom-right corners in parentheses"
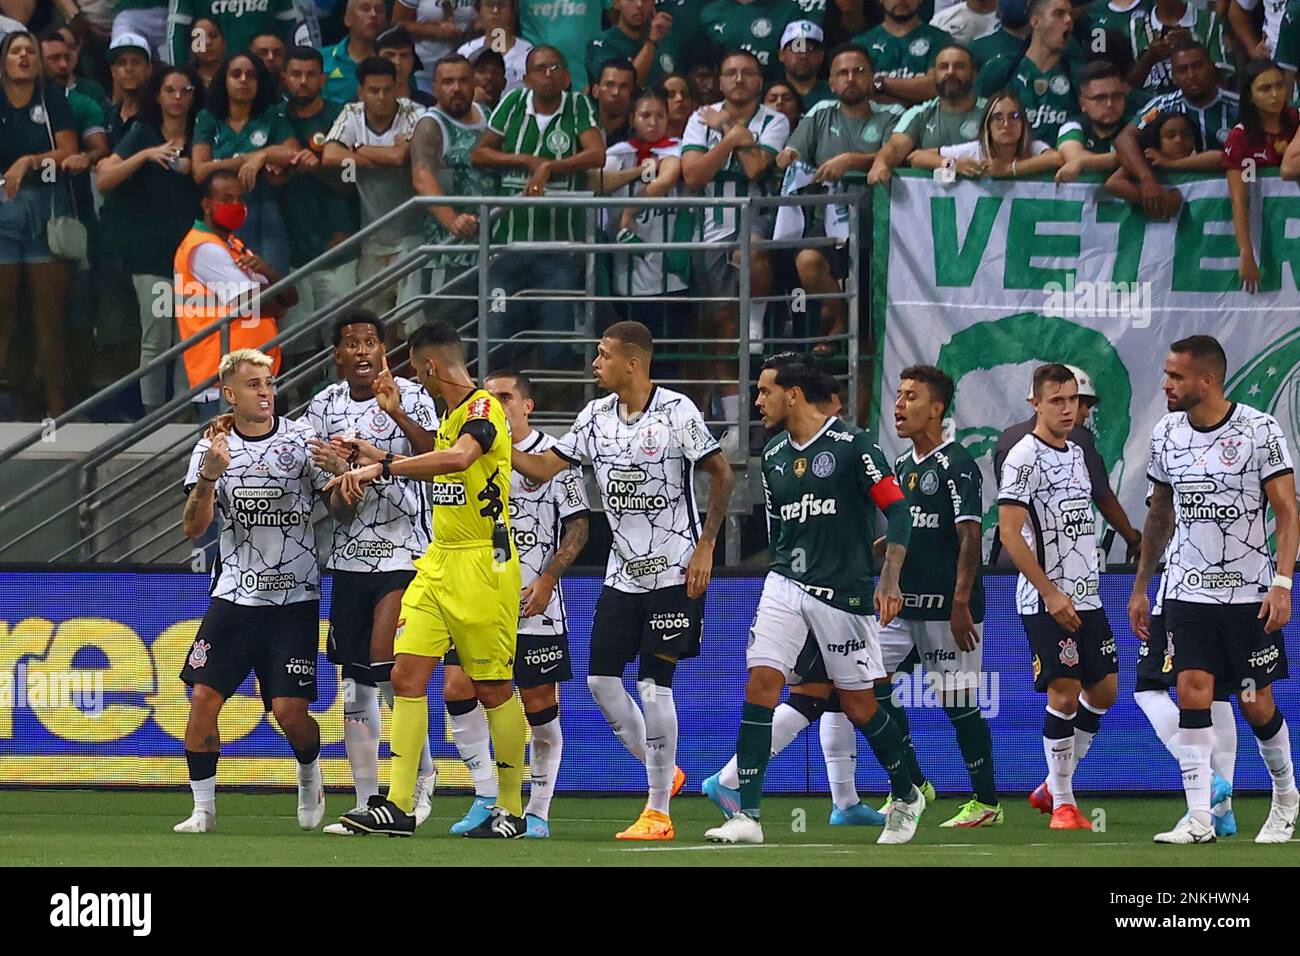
top-left (173, 225), bottom-right (281, 390)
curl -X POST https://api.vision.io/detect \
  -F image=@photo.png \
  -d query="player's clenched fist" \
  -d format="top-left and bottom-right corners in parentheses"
top-left (1044, 586), bottom-right (1081, 633)
top-left (202, 433), bottom-right (231, 480)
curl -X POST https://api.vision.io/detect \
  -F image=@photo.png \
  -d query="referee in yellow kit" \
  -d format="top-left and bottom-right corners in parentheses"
top-left (327, 321), bottom-right (527, 838)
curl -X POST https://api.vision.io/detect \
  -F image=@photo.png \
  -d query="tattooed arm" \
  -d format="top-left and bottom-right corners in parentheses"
top-left (1128, 481), bottom-right (1174, 640)
top-left (411, 114), bottom-right (479, 239)
top-left (686, 452), bottom-right (735, 599)
top-left (522, 514), bottom-right (591, 618)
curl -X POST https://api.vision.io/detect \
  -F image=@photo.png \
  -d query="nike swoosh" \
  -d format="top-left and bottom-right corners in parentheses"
top-left (661, 632), bottom-right (682, 642)
top-left (540, 664), bottom-right (559, 674)
top-left (298, 679), bottom-right (312, 687)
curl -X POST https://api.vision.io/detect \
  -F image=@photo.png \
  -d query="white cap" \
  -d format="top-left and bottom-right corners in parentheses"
top-left (108, 32), bottom-right (152, 63)
top-left (1027, 364), bottom-right (1098, 402)
top-left (780, 20), bottom-right (824, 49)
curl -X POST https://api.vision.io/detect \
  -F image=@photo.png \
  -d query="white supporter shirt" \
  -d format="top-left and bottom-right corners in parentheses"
top-left (398, 0), bottom-right (479, 92)
top-left (186, 242), bottom-right (267, 403)
top-left (681, 101), bottom-right (789, 243)
top-left (931, 3), bottom-right (1000, 47)
top-left (1234, 0), bottom-right (1287, 54)
top-left (1148, 402), bottom-right (1294, 605)
top-left (302, 376), bottom-right (439, 573)
top-left (940, 138), bottom-right (1053, 163)
top-left (998, 433), bottom-right (1102, 615)
top-left (603, 139), bottom-right (688, 297)
top-left (511, 430), bottom-right (591, 634)
top-left (185, 417), bottom-right (329, 606)
top-left (459, 35), bottom-right (534, 94)
top-left (553, 385), bottom-right (720, 593)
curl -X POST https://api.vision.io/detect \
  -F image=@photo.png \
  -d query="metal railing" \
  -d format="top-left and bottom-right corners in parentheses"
top-left (0, 189), bottom-right (868, 565)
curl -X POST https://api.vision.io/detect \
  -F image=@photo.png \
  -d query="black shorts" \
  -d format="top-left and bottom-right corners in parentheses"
top-left (328, 569), bottom-right (415, 684)
top-left (1024, 608), bottom-right (1118, 693)
top-left (1165, 600), bottom-right (1289, 693)
top-left (1134, 613), bottom-right (1176, 691)
top-left (588, 585), bottom-right (704, 676)
top-left (180, 599), bottom-right (320, 710)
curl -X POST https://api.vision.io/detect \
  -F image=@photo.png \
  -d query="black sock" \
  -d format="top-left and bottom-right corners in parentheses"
top-left (185, 749), bottom-right (218, 781)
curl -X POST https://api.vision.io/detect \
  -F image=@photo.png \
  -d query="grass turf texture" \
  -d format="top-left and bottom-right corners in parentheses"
top-left (2, 791), bottom-right (1292, 865)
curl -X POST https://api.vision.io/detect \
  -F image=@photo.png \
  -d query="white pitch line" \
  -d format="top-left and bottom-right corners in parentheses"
top-left (612, 843), bottom-right (842, 852)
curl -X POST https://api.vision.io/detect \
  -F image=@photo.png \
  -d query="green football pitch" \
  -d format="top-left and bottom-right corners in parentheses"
top-left (1, 790), bottom-right (1292, 866)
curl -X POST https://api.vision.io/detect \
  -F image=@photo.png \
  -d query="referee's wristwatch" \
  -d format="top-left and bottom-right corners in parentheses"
top-left (381, 452), bottom-right (394, 480)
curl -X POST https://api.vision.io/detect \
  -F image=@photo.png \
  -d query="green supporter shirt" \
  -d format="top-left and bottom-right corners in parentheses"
top-left (977, 52), bottom-right (1082, 144)
top-left (272, 99), bottom-right (360, 267)
top-left (589, 25), bottom-right (658, 89)
top-left (785, 101), bottom-right (900, 234)
top-left (968, 25), bottom-right (1026, 69)
top-left (519, 0), bottom-right (606, 89)
top-left (102, 121), bottom-right (204, 276)
top-left (653, 0), bottom-right (709, 76)
top-left (894, 440), bottom-right (985, 622)
top-left (420, 105), bottom-right (496, 268)
top-left (1129, 86), bottom-right (1238, 149)
top-left (1278, 0), bottom-right (1300, 71)
top-left (66, 87), bottom-right (106, 141)
top-left (487, 87), bottom-right (600, 243)
top-left (1128, 5), bottom-right (1231, 95)
top-left (701, 0), bottom-right (808, 80)
top-left (1056, 108), bottom-right (1132, 152)
top-left (194, 105), bottom-right (295, 158)
top-left (796, 79), bottom-right (835, 111)
top-left (1080, 0), bottom-right (1150, 38)
top-left (69, 76), bottom-right (110, 116)
top-left (168, 0), bottom-right (298, 67)
top-left (320, 36), bottom-right (359, 103)
top-left (0, 83), bottom-right (76, 195)
top-left (894, 95), bottom-right (986, 148)
top-left (763, 417), bottom-right (904, 615)
top-left (852, 21), bottom-right (953, 80)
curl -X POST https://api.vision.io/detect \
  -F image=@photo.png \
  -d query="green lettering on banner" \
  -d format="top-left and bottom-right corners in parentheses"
top-left (1094, 200), bottom-right (1146, 285)
top-left (1172, 197), bottom-right (1238, 292)
top-left (1004, 199), bottom-right (1083, 289)
top-left (1259, 195), bottom-right (1300, 293)
top-left (930, 195), bottom-right (1002, 287)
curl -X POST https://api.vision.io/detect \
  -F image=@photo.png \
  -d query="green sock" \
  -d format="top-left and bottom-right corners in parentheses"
top-left (874, 681), bottom-right (926, 789)
top-left (736, 701), bottom-right (774, 818)
top-left (946, 704), bottom-right (998, 806)
top-left (860, 706), bottom-right (915, 800)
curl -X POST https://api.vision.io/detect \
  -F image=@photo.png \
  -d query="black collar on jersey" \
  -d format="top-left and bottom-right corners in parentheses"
top-left (520, 430), bottom-right (546, 453)
top-left (448, 387), bottom-right (484, 414)
top-left (1190, 401), bottom-right (1237, 434)
top-left (1031, 431), bottom-right (1068, 452)
top-left (618, 384), bottom-right (658, 424)
top-left (233, 416), bottom-right (279, 442)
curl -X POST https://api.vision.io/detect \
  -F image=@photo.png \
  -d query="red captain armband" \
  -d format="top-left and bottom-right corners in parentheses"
top-left (869, 475), bottom-right (905, 510)
top-left (467, 396), bottom-right (493, 420)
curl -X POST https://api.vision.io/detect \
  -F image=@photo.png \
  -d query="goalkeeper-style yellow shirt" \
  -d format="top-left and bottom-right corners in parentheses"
top-left (427, 388), bottom-right (513, 548)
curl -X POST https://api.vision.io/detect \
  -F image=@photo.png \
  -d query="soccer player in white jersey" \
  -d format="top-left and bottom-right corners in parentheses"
top-left (998, 364), bottom-right (1118, 832)
top-left (512, 320), bottom-right (735, 840)
top-left (442, 370), bottom-right (591, 838)
top-left (300, 310), bottom-right (442, 835)
top-left (1129, 335), bottom-right (1299, 845)
top-left (175, 349), bottom-right (348, 834)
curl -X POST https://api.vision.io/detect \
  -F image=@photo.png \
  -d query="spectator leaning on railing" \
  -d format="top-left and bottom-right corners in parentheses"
top-left (0, 29), bottom-right (77, 418)
top-left (869, 43), bottom-right (985, 183)
top-left (1055, 59), bottom-right (1132, 183)
top-left (1113, 38), bottom-right (1238, 219)
top-left (1104, 109), bottom-right (1200, 214)
top-left (916, 88), bottom-right (1063, 177)
top-left (1223, 58), bottom-right (1298, 293)
top-left (392, 0), bottom-right (476, 96)
top-left (322, 55), bottom-right (425, 320)
top-left (97, 63), bottom-right (205, 414)
top-left (273, 46), bottom-right (360, 367)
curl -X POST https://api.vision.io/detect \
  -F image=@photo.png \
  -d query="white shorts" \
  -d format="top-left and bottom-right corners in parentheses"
top-left (747, 572), bottom-right (885, 691)
top-left (879, 617), bottom-right (984, 694)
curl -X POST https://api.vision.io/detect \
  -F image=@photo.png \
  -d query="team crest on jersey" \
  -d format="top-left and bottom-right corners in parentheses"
top-left (639, 424), bottom-right (664, 458)
top-left (187, 639), bottom-right (211, 670)
top-left (311, 131), bottom-right (326, 150)
top-left (793, 457), bottom-right (808, 478)
top-left (250, 129), bottom-right (268, 147)
top-left (919, 470), bottom-right (939, 495)
top-left (545, 128), bottom-right (572, 155)
top-left (1033, 78), bottom-right (1048, 96)
top-left (908, 38), bottom-right (930, 57)
top-left (1217, 127), bottom-right (1229, 144)
top-left (1058, 637), bottom-right (1079, 667)
top-left (30, 104), bottom-right (46, 125)
top-left (1218, 438), bottom-right (1241, 466)
top-left (1049, 74), bottom-right (1070, 95)
top-left (812, 451), bottom-right (836, 478)
top-left (370, 408), bottom-right (391, 433)
top-left (752, 17), bottom-right (772, 37)
top-left (271, 442), bottom-right (302, 474)
top-left (660, 53), bottom-right (674, 72)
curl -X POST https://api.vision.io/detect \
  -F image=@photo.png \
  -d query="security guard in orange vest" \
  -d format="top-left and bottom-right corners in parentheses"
top-left (174, 170), bottom-right (297, 422)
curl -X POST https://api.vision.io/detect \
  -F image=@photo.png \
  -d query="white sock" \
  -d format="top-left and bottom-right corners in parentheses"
top-left (296, 756), bottom-right (322, 804)
top-left (1178, 724), bottom-right (1214, 827)
top-left (1255, 716), bottom-right (1298, 803)
top-left (379, 679), bottom-right (434, 779)
top-left (342, 679), bottom-right (381, 807)
top-left (719, 702), bottom-right (812, 789)
top-left (820, 711), bottom-right (861, 811)
top-left (1044, 706), bottom-right (1076, 809)
top-left (587, 675), bottom-right (647, 763)
top-left (525, 714), bottom-right (563, 821)
top-left (449, 703), bottom-right (498, 799)
top-left (640, 680), bottom-right (678, 814)
top-left (1072, 695), bottom-right (1105, 770)
top-left (1135, 689), bottom-right (1181, 759)
top-left (1210, 700), bottom-right (1236, 815)
top-left (190, 777), bottom-right (216, 815)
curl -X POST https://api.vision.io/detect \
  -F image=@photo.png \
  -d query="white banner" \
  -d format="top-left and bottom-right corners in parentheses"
top-left (874, 170), bottom-right (1300, 557)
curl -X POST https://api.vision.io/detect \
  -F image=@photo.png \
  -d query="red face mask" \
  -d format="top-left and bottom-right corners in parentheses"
top-left (211, 200), bottom-right (247, 232)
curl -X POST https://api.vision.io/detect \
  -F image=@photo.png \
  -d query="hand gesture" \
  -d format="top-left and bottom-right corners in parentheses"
top-left (649, 11), bottom-right (672, 42)
top-left (323, 462), bottom-right (380, 505)
top-left (307, 437), bottom-right (350, 476)
top-left (330, 434), bottom-right (385, 467)
top-left (521, 572), bottom-right (557, 617)
top-left (373, 353), bottom-right (400, 416)
top-left (201, 432), bottom-right (231, 480)
top-left (203, 413), bottom-right (235, 440)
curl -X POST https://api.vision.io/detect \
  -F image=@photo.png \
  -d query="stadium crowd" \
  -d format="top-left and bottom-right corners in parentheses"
top-left (1, 0), bottom-right (1299, 424)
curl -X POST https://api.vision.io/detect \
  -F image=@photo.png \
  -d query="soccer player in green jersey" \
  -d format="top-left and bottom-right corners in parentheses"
top-left (704, 353), bottom-right (924, 846)
top-left (877, 365), bottom-right (1001, 827)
